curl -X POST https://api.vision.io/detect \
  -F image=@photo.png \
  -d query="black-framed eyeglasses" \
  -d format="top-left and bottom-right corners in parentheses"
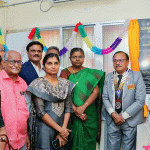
top-left (0, 48), bottom-right (4, 52)
top-left (113, 59), bottom-right (127, 63)
top-left (6, 60), bottom-right (23, 66)
top-left (71, 56), bottom-right (84, 59)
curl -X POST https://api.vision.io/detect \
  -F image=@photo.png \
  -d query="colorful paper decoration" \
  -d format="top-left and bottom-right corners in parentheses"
top-left (59, 22), bottom-right (82, 56)
top-left (0, 29), bottom-right (9, 51)
top-left (59, 19), bottom-right (130, 56)
top-left (2, 18), bottom-right (130, 56)
top-left (35, 27), bottom-right (48, 53)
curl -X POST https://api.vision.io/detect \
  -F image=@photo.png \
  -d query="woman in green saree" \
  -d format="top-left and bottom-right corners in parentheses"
top-left (60, 47), bottom-right (105, 150)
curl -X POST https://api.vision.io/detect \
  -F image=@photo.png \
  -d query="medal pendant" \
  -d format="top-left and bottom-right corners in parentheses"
top-left (76, 82), bottom-right (78, 84)
top-left (115, 99), bottom-right (122, 109)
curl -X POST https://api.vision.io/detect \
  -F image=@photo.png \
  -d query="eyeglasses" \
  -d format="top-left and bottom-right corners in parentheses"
top-left (71, 56), bottom-right (84, 59)
top-left (6, 60), bottom-right (23, 66)
top-left (29, 49), bottom-right (43, 53)
top-left (113, 59), bottom-right (127, 63)
top-left (0, 48), bottom-right (4, 52)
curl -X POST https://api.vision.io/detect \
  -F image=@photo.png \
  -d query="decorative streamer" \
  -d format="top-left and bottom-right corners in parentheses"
top-left (78, 24), bottom-right (124, 55)
top-left (0, 29), bottom-right (9, 51)
top-left (28, 27), bottom-right (36, 40)
top-left (20, 27), bottom-right (36, 62)
top-left (119, 18), bottom-right (131, 39)
top-left (60, 19), bottom-right (130, 56)
top-left (59, 22), bottom-right (82, 56)
top-left (65, 31), bottom-right (77, 52)
top-left (35, 27), bottom-right (48, 53)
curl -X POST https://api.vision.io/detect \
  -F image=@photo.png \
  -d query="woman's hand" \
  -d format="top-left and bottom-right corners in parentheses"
top-left (59, 128), bottom-right (71, 141)
top-left (76, 105), bottom-right (86, 115)
top-left (80, 113), bottom-right (88, 122)
top-left (72, 104), bottom-right (77, 113)
top-left (74, 112), bottom-right (88, 122)
top-left (56, 134), bottom-right (67, 148)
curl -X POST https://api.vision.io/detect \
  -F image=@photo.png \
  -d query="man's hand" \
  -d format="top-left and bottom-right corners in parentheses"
top-left (111, 112), bottom-right (125, 126)
top-left (26, 134), bottom-right (30, 150)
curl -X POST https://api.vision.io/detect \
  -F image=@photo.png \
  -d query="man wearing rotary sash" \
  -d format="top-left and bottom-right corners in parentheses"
top-left (102, 51), bottom-right (146, 150)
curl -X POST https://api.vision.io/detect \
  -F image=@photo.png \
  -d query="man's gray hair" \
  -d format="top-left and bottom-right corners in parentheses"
top-left (2, 51), bottom-right (9, 61)
top-left (2, 50), bottom-right (22, 61)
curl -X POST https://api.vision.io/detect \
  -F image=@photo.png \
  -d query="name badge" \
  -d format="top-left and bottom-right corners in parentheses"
top-left (128, 84), bottom-right (135, 89)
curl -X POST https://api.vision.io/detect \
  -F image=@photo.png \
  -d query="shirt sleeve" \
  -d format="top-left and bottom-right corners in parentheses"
top-left (122, 111), bottom-right (131, 120)
top-left (34, 96), bottom-right (46, 118)
top-left (64, 93), bottom-right (73, 114)
top-left (0, 109), bottom-right (4, 128)
top-left (64, 82), bottom-right (75, 114)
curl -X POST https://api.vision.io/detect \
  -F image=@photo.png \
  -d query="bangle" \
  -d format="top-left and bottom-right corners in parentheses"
top-left (85, 102), bottom-right (88, 107)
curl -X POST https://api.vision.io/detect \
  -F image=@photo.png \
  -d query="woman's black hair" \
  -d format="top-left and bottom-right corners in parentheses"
top-left (46, 46), bottom-right (59, 54)
top-left (43, 53), bottom-right (60, 66)
top-left (70, 47), bottom-right (85, 57)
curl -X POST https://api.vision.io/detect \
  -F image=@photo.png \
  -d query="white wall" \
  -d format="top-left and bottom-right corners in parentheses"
top-left (5, 0), bottom-right (150, 31)
top-left (0, 7), bottom-right (7, 38)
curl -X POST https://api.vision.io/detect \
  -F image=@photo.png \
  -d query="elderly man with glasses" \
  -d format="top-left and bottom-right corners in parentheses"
top-left (0, 43), bottom-right (7, 150)
top-left (102, 51), bottom-right (146, 150)
top-left (0, 50), bottom-right (30, 150)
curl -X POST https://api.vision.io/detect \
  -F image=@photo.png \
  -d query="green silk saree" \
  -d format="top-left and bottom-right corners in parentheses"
top-left (60, 68), bottom-right (105, 150)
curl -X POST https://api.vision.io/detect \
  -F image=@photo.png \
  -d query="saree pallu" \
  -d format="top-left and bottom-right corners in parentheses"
top-left (26, 77), bottom-right (75, 150)
top-left (60, 68), bottom-right (105, 150)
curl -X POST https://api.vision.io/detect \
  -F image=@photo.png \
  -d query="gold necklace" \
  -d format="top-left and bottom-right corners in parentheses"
top-left (72, 67), bottom-right (84, 84)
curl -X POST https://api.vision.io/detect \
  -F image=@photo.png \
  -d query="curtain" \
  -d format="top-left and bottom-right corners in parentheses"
top-left (128, 19), bottom-right (140, 72)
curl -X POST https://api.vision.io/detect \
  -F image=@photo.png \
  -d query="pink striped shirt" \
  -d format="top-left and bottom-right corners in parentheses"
top-left (0, 70), bottom-right (29, 150)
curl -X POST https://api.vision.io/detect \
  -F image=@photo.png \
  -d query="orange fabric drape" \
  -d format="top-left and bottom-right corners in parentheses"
top-left (128, 19), bottom-right (140, 72)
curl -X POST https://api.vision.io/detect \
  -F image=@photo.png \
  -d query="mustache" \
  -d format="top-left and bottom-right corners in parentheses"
top-left (115, 64), bottom-right (122, 67)
top-left (33, 54), bottom-right (39, 57)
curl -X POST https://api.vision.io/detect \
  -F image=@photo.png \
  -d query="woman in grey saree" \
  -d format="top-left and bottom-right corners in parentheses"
top-left (26, 53), bottom-right (75, 150)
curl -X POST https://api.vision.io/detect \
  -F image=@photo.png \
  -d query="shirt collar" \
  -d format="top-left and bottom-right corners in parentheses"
top-left (116, 68), bottom-right (128, 77)
top-left (30, 61), bottom-right (44, 70)
top-left (2, 70), bottom-right (20, 82)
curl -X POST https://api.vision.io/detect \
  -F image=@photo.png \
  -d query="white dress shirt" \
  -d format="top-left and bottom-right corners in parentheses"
top-left (30, 61), bottom-right (46, 77)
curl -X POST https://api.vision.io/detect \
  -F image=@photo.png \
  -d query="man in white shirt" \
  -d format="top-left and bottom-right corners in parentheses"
top-left (102, 51), bottom-right (146, 150)
top-left (19, 41), bottom-right (46, 85)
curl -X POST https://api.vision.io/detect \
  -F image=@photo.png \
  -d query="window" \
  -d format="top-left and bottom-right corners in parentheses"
top-left (40, 30), bottom-right (60, 48)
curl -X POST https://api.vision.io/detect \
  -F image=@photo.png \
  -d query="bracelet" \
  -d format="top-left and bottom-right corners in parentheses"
top-left (85, 102), bottom-right (88, 107)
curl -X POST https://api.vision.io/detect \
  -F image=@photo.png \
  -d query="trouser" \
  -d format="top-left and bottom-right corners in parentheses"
top-left (107, 121), bottom-right (137, 150)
